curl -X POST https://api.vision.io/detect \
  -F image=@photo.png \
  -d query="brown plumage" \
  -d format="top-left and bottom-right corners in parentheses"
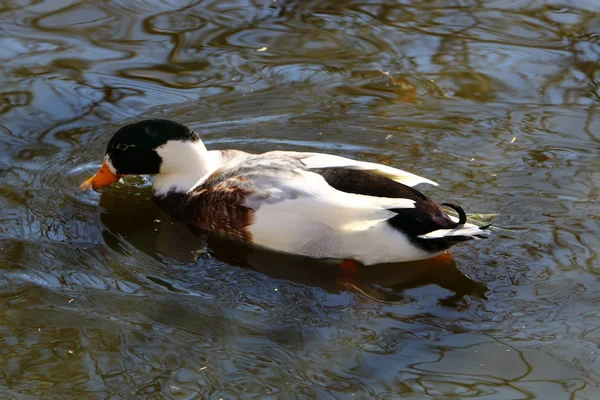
top-left (154, 171), bottom-right (256, 242)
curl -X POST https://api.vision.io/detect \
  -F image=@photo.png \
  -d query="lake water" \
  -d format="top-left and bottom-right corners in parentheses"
top-left (2, 0), bottom-right (600, 398)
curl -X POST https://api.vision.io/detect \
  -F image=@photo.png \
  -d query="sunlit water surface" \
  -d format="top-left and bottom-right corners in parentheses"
top-left (2, 0), bottom-right (600, 398)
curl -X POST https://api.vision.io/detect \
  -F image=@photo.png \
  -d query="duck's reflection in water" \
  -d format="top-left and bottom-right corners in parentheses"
top-left (98, 187), bottom-right (487, 305)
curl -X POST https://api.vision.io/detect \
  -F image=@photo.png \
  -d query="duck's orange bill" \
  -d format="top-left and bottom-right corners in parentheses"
top-left (79, 160), bottom-right (120, 191)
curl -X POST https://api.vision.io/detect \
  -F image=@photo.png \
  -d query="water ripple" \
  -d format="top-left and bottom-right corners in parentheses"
top-left (2, 0), bottom-right (600, 398)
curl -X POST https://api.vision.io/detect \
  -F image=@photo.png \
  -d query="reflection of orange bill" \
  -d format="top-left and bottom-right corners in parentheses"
top-left (79, 160), bottom-right (120, 191)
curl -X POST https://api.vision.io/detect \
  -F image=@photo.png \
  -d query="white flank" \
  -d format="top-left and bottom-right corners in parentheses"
top-left (299, 153), bottom-right (438, 187)
top-left (418, 222), bottom-right (488, 239)
top-left (153, 141), bottom-right (218, 196)
top-left (250, 201), bottom-right (432, 265)
top-left (247, 170), bottom-right (427, 265)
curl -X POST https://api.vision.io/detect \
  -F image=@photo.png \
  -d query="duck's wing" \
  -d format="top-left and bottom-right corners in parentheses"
top-left (214, 156), bottom-right (417, 214)
top-left (298, 153), bottom-right (438, 187)
top-left (197, 153), bottom-right (414, 210)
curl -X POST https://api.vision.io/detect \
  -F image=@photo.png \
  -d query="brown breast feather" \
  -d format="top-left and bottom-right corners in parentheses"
top-left (154, 151), bottom-right (304, 244)
top-left (154, 172), bottom-right (257, 243)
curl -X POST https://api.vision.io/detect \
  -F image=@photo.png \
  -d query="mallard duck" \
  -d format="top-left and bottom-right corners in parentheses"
top-left (80, 119), bottom-right (489, 265)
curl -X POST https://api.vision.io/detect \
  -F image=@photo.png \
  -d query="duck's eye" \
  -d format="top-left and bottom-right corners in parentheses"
top-left (116, 143), bottom-right (128, 151)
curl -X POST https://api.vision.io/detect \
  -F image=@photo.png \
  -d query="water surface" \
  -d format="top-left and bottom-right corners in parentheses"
top-left (1, 0), bottom-right (600, 398)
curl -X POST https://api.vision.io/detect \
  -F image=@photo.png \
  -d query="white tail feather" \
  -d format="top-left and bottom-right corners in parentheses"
top-left (418, 223), bottom-right (488, 239)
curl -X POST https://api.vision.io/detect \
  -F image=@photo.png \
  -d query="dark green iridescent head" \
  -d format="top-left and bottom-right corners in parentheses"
top-left (106, 119), bottom-right (200, 175)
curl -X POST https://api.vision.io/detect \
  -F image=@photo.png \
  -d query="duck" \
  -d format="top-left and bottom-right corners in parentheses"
top-left (80, 119), bottom-right (489, 265)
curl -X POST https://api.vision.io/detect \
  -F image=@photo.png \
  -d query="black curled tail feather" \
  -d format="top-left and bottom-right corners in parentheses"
top-left (441, 203), bottom-right (467, 226)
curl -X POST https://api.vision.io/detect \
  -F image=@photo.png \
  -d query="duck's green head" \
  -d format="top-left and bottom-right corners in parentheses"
top-left (80, 119), bottom-right (202, 191)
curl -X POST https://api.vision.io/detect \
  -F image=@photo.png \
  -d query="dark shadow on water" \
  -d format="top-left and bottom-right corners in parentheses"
top-left (98, 186), bottom-right (487, 305)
